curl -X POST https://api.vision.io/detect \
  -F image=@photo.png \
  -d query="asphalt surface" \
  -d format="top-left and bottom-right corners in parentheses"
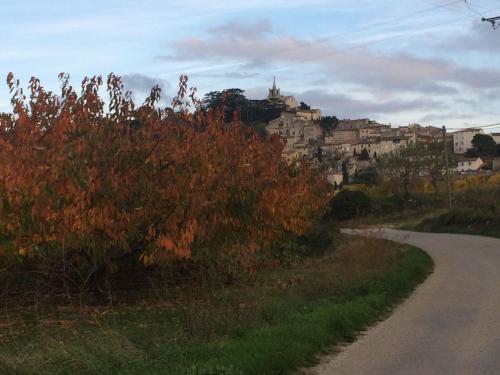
top-left (308, 229), bottom-right (500, 375)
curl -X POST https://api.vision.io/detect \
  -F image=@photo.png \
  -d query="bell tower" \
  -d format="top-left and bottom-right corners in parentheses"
top-left (268, 76), bottom-right (281, 99)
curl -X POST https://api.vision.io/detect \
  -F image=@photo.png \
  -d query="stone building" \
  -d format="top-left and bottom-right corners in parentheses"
top-left (267, 77), bottom-right (299, 109)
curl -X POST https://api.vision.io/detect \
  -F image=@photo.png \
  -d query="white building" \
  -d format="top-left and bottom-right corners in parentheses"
top-left (455, 157), bottom-right (484, 173)
top-left (326, 173), bottom-right (343, 187)
top-left (452, 129), bottom-right (483, 154)
top-left (491, 133), bottom-right (500, 144)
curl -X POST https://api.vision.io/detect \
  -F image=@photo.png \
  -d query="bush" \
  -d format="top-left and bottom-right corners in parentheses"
top-left (351, 167), bottom-right (378, 186)
top-left (417, 206), bottom-right (500, 237)
top-left (328, 190), bottom-right (371, 221)
top-left (0, 73), bottom-right (330, 292)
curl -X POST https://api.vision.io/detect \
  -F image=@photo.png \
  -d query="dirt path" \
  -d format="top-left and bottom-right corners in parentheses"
top-left (308, 229), bottom-right (500, 375)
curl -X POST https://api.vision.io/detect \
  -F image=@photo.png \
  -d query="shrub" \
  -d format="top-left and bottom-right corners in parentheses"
top-left (328, 190), bottom-right (371, 221)
top-left (417, 206), bottom-right (500, 237)
top-left (0, 73), bottom-right (330, 292)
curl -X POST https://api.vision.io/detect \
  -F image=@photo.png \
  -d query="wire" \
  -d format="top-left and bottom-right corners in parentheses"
top-left (450, 122), bottom-right (500, 131)
top-left (268, 0), bottom-right (465, 67)
top-left (464, 0), bottom-right (485, 17)
top-left (186, 0), bottom-right (469, 87)
top-left (419, 0), bottom-right (476, 19)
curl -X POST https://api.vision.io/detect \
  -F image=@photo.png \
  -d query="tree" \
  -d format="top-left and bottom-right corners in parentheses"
top-left (359, 148), bottom-right (370, 161)
top-left (425, 142), bottom-right (457, 194)
top-left (299, 101), bottom-right (311, 110)
top-left (319, 116), bottom-right (339, 134)
top-left (0, 73), bottom-right (331, 291)
top-left (376, 144), bottom-right (426, 200)
top-left (328, 190), bottom-right (371, 221)
top-left (465, 148), bottom-right (479, 158)
top-left (471, 134), bottom-right (496, 156)
top-left (202, 88), bottom-right (248, 123)
top-left (352, 167), bottom-right (379, 186)
top-left (342, 161), bottom-right (349, 185)
top-left (316, 145), bottom-right (323, 163)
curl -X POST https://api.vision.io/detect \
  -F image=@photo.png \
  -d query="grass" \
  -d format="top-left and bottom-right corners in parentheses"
top-left (343, 188), bottom-right (500, 239)
top-left (0, 235), bottom-right (433, 374)
top-left (401, 207), bottom-right (500, 239)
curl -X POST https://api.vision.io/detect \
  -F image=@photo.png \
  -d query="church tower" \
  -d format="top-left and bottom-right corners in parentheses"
top-left (268, 76), bottom-right (281, 99)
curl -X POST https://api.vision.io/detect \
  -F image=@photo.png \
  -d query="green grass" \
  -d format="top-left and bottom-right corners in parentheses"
top-left (401, 208), bottom-right (500, 239)
top-left (0, 238), bottom-right (432, 374)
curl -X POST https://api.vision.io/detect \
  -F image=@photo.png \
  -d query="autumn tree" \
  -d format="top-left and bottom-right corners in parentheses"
top-left (0, 73), bottom-right (330, 292)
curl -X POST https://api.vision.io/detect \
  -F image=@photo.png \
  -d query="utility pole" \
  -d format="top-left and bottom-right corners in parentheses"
top-left (442, 126), bottom-right (453, 211)
top-left (482, 16), bottom-right (500, 29)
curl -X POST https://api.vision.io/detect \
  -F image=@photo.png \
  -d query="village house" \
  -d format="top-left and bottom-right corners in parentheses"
top-left (452, 128), bottom-right (483, 154)
top-left (455, 157), bottom-right (484, 173)
top-left (267, 112), bottom-right (321, 144)
top-left (265, 80), bottom-right (452, 165)
top-left (326, 173), bottom-right (343, 187)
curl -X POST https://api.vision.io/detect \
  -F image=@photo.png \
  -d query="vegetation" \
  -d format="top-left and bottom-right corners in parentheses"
top-left (319, 116), bottom-right (339, 134)
top-left (409, 207), bottom-right (500, 239)
top-left (376, 142), bottom-right (456, 200)
top-left (0, 73), bottom-right (439, 374)
top-left (352, 167), bottom-right (379, 186)
top-left (376, 144), bottom-right (427, 200)
top-left (359, 148), bottom-right (370, 161)
top-left (201, 88), bottom-right (287, 127)
top-left (327, 190), bottom-right (371, 221)
top-left (398, 187), bottom-right (500, 238)
top-left (470, 133), bottom-right (497, 157)
top-left (0, 74), bottom-right (330, 298)
top-left (0, 236), bottom-right (433, 374)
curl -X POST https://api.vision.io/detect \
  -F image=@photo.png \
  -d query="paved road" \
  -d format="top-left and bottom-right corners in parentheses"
top-left (308, 229), bottom-right (500, 375)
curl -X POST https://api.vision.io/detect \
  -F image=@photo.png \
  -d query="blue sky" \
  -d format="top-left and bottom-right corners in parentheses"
top-left (1, 0), bottom-right (500, 130)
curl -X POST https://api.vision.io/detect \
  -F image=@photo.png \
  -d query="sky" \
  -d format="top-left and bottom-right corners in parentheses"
top-left (1, 0), bottom-right (500, 131)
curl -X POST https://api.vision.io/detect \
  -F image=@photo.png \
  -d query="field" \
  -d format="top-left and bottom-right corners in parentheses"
top-left (0, 234), bottom-right (432, 374)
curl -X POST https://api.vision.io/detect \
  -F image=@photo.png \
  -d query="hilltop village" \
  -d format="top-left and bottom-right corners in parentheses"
top-left (264, 79), bottom-right (499, 185)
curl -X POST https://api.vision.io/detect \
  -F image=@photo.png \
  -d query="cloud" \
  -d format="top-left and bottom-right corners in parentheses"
top-left (293, 89), bottom-right (447, 119)
top-left (206, 71), bottom-right (260, 79)
top-left (208, 19), bottom-right (273, 38)
top-left (122, 73), bottom-right (170, 94)
top-left (160, 20), bottom-right (500, 94)
top-left (442, 21), bottom-right (500, 53)
top-left (418, 112), bottom-right (475, 123)
top-left (122, 74), bottom-right (172, 106)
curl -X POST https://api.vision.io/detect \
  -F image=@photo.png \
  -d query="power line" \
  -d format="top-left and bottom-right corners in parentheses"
top-left (464, 0), bottom-right (485, 17)
top-left (272, 13), bottom-right (475, 74)
top-left (464, 0), bottom-right (500, 28)
top-left (419, 0), bottom-right (476, 19)
top-left (190, 0), bottom-right (471, 88)
top-left (449, 122), bottom-right (500, 131)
